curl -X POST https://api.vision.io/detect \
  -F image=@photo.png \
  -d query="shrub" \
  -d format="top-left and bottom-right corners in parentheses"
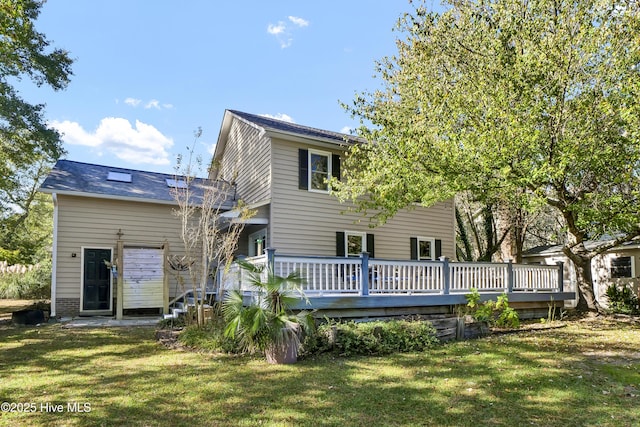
top-left (465, 288), bottom-right (520, 328)
top-left (0, 260), bottom-right (51, 299)
top-left (301, 319), bottom-right (439, 357)
top-left (605, 283), bottom-right (639, 314)
top-left (178, 317), bottom-right (241, 353)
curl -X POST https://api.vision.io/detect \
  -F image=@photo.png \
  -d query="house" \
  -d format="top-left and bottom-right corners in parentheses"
top-left (39, 110), bottom-right (457, 318)
top-left (212, 110), bottom-right (456, 262)
top-left (523, 240), bottom-right (640, 307)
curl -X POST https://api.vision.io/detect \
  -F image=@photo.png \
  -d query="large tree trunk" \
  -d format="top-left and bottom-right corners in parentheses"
top-left (563, 248), bottom-right (600, 312)
top-left (496, 204), bottom-right (524, 263)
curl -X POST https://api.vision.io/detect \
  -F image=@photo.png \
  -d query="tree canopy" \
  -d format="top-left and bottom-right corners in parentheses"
top-left (335, 0), bottom-right (640, 311)
top-left (0, 0), bottom-right (73, 262)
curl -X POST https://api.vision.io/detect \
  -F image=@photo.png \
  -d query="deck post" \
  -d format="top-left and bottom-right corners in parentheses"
top-left (556, 261), bottom-right (564, 292)
top-left (506, 260), bottom-right (514, 293)
top-left (440, 256), bottom-right (450, 294)
top-left (116, 239), bottom-right (124, 320)
top-left (361, 252), bottom-right (369, 296)
top-left (265, 247), bottom-right (276, 273)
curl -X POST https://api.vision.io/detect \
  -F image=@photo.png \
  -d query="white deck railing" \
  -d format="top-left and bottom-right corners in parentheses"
top-left (220, 252), bottom-right (563, 296)
top-left (369, 259), bottom-right (443, 294)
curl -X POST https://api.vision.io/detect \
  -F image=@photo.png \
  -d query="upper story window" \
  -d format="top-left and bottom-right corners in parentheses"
top-left (610, 256), bottom-right (635, 278)
top-left (309, 150), bottom-right (330, 192)
top-left (298, 148), bottom-right (341, 192)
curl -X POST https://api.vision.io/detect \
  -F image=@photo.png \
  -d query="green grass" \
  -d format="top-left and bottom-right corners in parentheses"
top-left (0, 317), bottom-right (639, 426)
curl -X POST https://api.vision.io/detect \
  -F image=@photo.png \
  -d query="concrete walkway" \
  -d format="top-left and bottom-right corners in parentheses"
top-left (60, 316), bottom-right (161, 328)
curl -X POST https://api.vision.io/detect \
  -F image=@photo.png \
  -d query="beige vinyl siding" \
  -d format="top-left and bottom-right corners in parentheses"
top-left (270, 138), bottom-right (456, 259)
top-left (55, 195), bottom-right (189, 301)
top-left (217, 118), bottom-right (271, 204)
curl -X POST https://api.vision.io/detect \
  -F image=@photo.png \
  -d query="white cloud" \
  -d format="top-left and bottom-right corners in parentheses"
top-left (51, 118), bottom-right (174, 165)
top-left (122, 97), bottom-right (173, 110)
top-left (124, 97), bottom-right (141, 107)
top-left (50, 120), bottom-right (102, 147)
top-left (340, 126), bottom-right (352, 134)
top-left (145, 99), bottom-right (160, 109)
top-left (267, 22), bottom-right (286, 35)
top-left (288, 16), bottom-right (309, 27)
top-left (260, 113), bottom-right (295, 123)
top-left (267, 15), bottom-right (308, 48)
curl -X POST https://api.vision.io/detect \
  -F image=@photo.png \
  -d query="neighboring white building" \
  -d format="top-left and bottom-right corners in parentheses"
top-left (523, 240), bottom-right (640, 307)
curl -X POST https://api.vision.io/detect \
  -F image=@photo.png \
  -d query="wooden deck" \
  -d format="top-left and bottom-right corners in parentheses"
top-left (220, 250), bottom-right (574, 318)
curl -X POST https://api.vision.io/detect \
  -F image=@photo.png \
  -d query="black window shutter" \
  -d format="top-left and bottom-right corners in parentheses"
top-left (331, 154), bottom-right (341, 180)
top-left (366, 233), bottom-right (375, 258)
top-left (435, 239), bottom-right (442, 259)
top-left (299, 149), bottom-right (308, 190)
top-left (336, 232), bottom-right (345, 257)
top-left (410, 237), bottom-right (418, 260)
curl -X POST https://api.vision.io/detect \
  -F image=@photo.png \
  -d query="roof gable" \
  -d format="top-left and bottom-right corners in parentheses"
top-left (227, 110), bottom-right (362, 146)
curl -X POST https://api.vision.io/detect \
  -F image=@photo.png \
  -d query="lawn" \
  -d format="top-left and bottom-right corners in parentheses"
top-left (0, 316), bottom-right (639, 427)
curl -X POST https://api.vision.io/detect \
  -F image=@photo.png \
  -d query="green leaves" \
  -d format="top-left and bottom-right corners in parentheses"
top-left (338, 0), bottom-right (640, 308)
top-left (0, 0), bottom-right (74, 264)
top-left (222, 261), bottom-right (313, 354)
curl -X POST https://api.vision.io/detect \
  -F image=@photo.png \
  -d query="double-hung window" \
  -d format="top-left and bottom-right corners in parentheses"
top-left (336, 231), bottom-right (375, 258)
top-left (298, 148), bottom-right (340, 192)
top-left (418, 238), bottom-right (435, 260)
top-left (346, 231), bottom-right (366, 258)
top-left (410, 237), bottom-right (441, 261)
top-left (309, 150), bottom-right (330, 192)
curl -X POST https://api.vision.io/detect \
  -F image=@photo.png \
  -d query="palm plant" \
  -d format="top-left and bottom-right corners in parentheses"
top-left (222, 260), bottom-right (314, 363)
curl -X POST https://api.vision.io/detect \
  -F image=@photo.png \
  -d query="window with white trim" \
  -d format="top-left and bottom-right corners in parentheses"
top-left (309, 150), bottom-right (331, 192)
top-left (299, 149), bottom-right (340, 192)
top-left (337, 231), bottom-right (374, 258)
top-left (610, 256), bottom-right (635, 278)
top-left (418, 237), bottom-right (436, 260)
top-left (411, 236), bottom-right (440, 260)
top-left (346, 231), bottom-right (366, 258)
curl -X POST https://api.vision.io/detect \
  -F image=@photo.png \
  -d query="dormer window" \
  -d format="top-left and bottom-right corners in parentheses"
top-left (298, 148), bottom-right (341, 192)
top-left (107, 171), bottom-right (132, 183)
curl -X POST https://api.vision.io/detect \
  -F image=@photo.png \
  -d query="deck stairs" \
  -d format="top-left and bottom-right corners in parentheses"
top-left (165, 288), bottom-right (217, 319)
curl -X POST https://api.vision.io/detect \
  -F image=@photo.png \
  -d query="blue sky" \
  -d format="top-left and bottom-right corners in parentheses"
top-left (19, 0), bottom-right (443, 174)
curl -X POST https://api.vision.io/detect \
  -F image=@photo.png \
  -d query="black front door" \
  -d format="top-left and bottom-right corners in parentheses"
top-left (83, 248), bottom-right (112, 311)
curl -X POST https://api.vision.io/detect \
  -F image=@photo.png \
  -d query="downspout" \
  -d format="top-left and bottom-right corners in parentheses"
top-left (50, 193), bottom-right (59, 318)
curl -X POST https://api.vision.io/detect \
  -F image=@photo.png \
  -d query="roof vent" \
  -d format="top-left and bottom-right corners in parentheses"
top-left (166, 178), bottom-right (188, 189)
top-left (107, 171), bottom-right (132, 183)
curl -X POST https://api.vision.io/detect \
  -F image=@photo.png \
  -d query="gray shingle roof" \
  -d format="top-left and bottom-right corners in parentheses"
top-left (228, 110), bottom-right (363, 145)
top-left (40, 160), bottom-right (236, 208)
